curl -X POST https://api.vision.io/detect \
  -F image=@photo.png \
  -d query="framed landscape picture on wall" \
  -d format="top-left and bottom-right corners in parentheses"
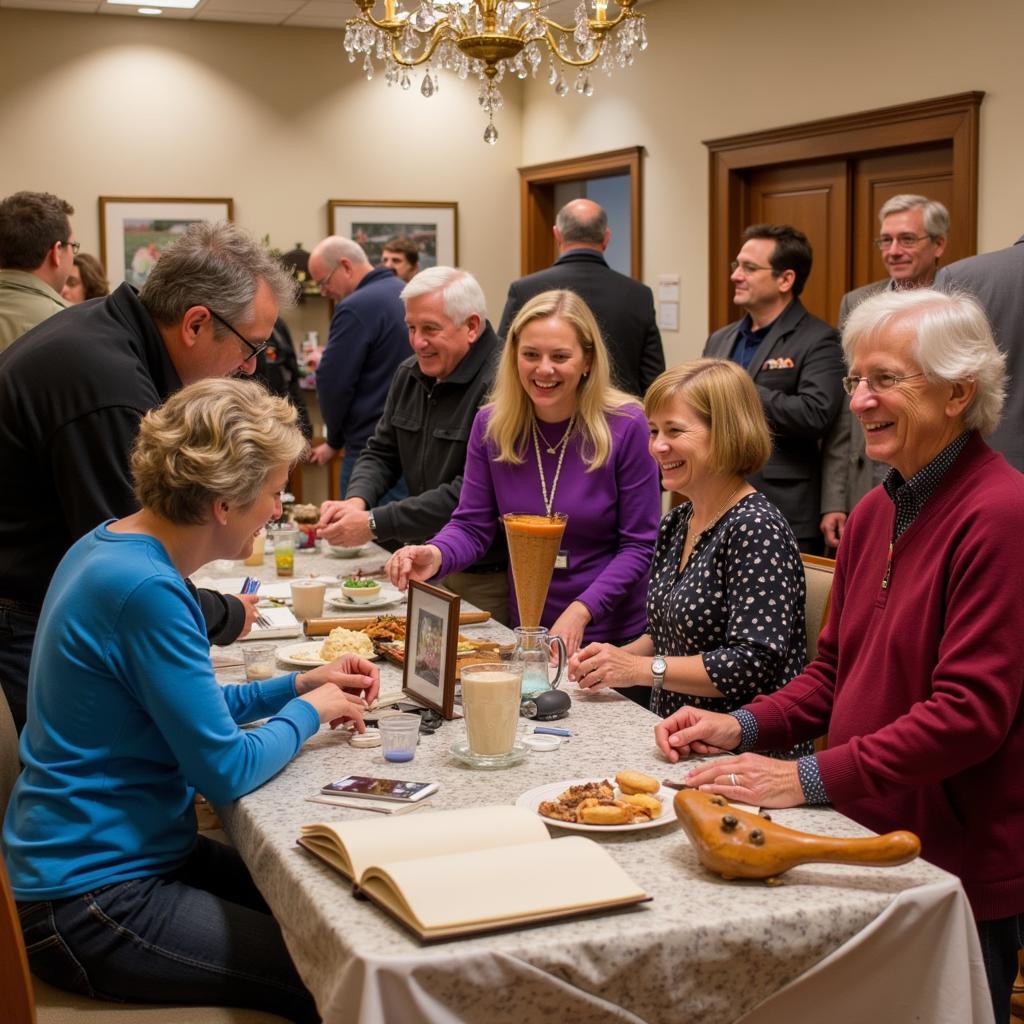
top-left (99, 196), bottom-right (234, 289)
top-left (328, 200), bottom-right (457, 269)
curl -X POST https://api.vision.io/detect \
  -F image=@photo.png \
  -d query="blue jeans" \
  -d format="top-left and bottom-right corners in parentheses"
top-left (17, 836), bottom-right (318, 1023)
top-left (339, 447), bottom-right (408, 505)
top-left (977, 912), bottom-right (1024, 1024)
top-left (0, 601), bottom-right (37, 734)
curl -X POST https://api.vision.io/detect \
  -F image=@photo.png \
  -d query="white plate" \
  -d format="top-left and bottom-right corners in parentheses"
top-left (275, 641), bottom-right (379, 667)
top-left (516, 778), bottom-right (677, 833)
top-left (327, 584), bottom-right (405, 611)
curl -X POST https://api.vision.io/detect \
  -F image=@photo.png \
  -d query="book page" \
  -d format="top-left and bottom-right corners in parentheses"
top-left (360, 835), bottom-right (647, 937)
top-left (299, 804), bottom-right (548, 882)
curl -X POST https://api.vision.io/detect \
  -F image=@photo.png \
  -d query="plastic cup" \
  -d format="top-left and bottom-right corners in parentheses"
top-left (243, 528), bottom-right (266, 566)
top-left (291, 579), bottom-right (326, 620)
top-left (242, 644), bottom-right (276, 682)
top-left (271, 524), bottom-right (298, 577)
top-left (379, 714), bottom-right (421, 763)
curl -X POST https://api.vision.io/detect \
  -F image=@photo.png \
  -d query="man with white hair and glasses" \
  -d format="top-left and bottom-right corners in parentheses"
top-left (318, 266), bottom-right (509, 622)
top-left (820, 194), bottom-right (949, 550)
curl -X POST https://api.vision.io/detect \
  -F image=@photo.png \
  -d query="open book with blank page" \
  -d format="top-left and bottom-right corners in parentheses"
top-left (298, 804), bottom-right (649, 941)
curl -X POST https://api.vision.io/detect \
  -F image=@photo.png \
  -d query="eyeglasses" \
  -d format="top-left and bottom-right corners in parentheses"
top-left (730, 260), bottom-right (773, 275)
top-left (873, 234), bottom-right (932, 250)
top-left (314, 264), bottom-right (339, 292)
top-left (207, 307), bottom-right (269, 361)
top-left (842, 372), bottom-right (925, 395)
top-left (62, 240), bottom-right (81, 255)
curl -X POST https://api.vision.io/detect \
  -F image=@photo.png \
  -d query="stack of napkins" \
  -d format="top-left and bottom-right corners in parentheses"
top-left (246, 605), bottom-right (302, 640)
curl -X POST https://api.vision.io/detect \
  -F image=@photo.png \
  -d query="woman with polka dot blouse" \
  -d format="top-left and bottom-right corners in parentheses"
top-left (569, 358), bottom-right (806, 717)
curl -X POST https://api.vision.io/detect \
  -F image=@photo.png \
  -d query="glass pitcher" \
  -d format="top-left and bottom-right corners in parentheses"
top-left (511, 626), bottom-right (567, 698)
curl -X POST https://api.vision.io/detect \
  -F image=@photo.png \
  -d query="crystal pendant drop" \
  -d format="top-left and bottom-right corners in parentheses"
top-left (421, 73), bottom-right (434, 97)
top-left (484, 120), bottom-right (498, 145)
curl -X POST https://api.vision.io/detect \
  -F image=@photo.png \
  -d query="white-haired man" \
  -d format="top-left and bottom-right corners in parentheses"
top-left (820, 194), bottom-right (949, 550)
top-left (307, 235), bottom-right (409, 499)
top-left (317, 267), bottom-right (508, 621)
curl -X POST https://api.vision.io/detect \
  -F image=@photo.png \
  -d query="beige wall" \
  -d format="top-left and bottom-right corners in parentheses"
top-left (523, 0), bottom-right (1024, 363)
top-left (3, 1), bottom-right (1024, 367)
top-left (0, 8), bottom-right (524, 328)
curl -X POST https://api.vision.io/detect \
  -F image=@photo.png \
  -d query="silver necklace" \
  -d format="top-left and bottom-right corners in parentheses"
top-left (533, 416), bottom-right (576, 455)
top-left (531, 414), bottom-right (576, 517)
top-left (690, 483), bottom-right (744, 543)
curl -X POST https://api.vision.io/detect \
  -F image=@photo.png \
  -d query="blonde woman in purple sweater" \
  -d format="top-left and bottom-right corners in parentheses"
top-left (387, 289), bottom-right (661, 656)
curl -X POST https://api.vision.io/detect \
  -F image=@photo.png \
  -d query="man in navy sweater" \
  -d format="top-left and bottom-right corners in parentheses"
top-left (307, 235), bottom-right (410, 500)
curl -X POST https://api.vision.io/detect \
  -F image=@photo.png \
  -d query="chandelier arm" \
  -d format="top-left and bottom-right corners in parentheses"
top-left (384, 27), bottom-right (450, 68)
top-left (542, 27), bottom-right (607, 68)
top-left (534, 8), bottom-right (632, 35)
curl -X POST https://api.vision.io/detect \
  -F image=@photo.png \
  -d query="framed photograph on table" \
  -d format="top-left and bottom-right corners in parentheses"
top-left (328, 200), bottom-right (457, 269)
top-left (99, 196), bottom-right (234, 289)
top-left (402, 581), bottom-right (460, 719)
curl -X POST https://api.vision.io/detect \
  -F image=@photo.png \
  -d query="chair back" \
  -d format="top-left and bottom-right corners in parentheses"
top-left (0, 686), bottom-right (20, 826)
top-left (1, 848), bottom-right (35, 1024)
top-left (801, 553), bottom-right (836, 663)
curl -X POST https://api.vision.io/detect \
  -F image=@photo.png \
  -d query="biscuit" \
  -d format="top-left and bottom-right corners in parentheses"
top-left (621, 792), bottom-right (662, 818)
top-left (615, 770), bottom-right (659, 795)
top-left (578, 801), bottom-right (632, 825)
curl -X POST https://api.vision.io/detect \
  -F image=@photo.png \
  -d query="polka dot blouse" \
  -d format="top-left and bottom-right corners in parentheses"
top-left (646, 491), bottom-right (807, 717)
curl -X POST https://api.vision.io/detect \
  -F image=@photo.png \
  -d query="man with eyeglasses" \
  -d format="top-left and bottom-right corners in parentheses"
top-left (704, 223), bottom-right (844, 554)
top-left (820, 195), bottom-right (949, 550)
top-left (0, 191), bottom-right (75, 352)
top-left (0, 221), bottom-right (295, 732)
top-left (306, 235), bottom-right (409, 501)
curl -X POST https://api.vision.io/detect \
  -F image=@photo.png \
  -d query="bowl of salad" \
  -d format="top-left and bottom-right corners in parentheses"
top-left (340, 577), bottom-right (382, 604)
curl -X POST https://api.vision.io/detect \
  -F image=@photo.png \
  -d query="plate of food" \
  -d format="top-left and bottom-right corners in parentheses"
top-left (276, 628), bottom-right (379, 667)
top-left (516, 773), bottom-right (677, 833)
top-left (327, 581), bottom-right (405, 611)
top-left (375, 635), bottom-right (508, 677)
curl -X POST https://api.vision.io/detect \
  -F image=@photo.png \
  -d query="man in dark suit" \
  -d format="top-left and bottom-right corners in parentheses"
top-left (704, 224), bottom-right (844, 553)
top-left (820, 195), bottom-right (949, 550)
top-left (497, 198), bottom-right (665, 396)
top-left (935, 234), bottom-right (1024, 472)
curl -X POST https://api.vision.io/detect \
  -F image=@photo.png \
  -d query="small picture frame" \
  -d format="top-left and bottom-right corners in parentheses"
top-left (327, 200), bottom-right (457, 269)
top-left (402, 580), bottom-right (460, 719)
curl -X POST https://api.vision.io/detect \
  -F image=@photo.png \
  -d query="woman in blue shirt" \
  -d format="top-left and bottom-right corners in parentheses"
top-left (2, 378), bottom-right (377, 1022)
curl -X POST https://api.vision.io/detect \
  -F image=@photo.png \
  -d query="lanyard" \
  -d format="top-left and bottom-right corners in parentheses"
top-left (531, 415), bottom-right (575, 517)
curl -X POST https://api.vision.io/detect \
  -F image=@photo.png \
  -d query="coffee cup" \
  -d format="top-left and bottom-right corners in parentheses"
top-left (460, 662), bottom-right (525, 757)
top-left (291, 579), bottom-right (326, 620)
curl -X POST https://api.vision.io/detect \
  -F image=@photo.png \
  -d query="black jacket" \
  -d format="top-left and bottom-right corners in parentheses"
top-left (497, 249), bottom-right (665, 397)
top-left (0, 283), bottom-right (244, 640)
top-left (345, 322), bottom-right (506, 568)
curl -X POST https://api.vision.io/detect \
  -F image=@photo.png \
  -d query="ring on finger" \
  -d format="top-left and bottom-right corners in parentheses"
top-left (729, 773), bottom-right (738, 787)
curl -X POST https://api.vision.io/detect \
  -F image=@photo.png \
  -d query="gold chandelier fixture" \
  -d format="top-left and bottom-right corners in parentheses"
top-left (344, 1), bottom-right (648, 144)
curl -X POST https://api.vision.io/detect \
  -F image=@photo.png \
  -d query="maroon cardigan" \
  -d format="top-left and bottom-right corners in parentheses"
top-left (747, 432), bottom-right (1024, 920)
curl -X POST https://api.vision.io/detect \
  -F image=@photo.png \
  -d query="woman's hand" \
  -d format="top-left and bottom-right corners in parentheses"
top-left (385, 545), bottom-right (443, 591)
top-left (654, 705), bottom-right (742, 762)
top-left (235, 594), bottom-right (262, 639)
top-left (299, 685), bottom-right (372, 732)
top-left (683, 753), bottom-right (805, 809)
top-left (296, 654), bottom-right (380, 708)
top-left (549, 601), bottom-right (592, 659)
top-left (570, 642), bottom-right (644, 691)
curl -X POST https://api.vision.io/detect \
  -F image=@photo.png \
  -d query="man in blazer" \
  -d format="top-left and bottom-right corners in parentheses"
top-left (819, 195), bottom-right (949, 550)
top-left (497, 198), bottom-right (665, 396)
top-left (934, 234), bottom-right (1024, 474)
top-left (704, 224), bottom-right (844, 553)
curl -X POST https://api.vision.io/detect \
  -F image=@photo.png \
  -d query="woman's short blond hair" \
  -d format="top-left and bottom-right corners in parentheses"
top-left (644, 359), bottom-right (771, 477)
top-left (485, 289), bottom-right (638, 470)
top-left (132, 378), bottom-right (308, 524)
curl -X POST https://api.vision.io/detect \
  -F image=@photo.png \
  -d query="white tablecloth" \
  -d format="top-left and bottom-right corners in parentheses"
top-left (203, 545), bottom-right (994, 1024)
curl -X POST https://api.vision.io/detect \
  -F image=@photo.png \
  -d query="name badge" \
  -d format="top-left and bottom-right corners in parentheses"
top-left (555, 549), bottom-right (569, 570)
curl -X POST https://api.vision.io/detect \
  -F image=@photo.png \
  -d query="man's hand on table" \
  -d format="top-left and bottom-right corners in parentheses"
top-left (296, 654), bottom-right (380, 730)
top-left (570, 641), bottom-right (644, 690)
top-left (683, 754), bottom-right (804, 809)
top-left (655, 705), bottom-right (742, 761)
top-left (386, 545), bottom-right (443, 590)
top-left (318, 498), bottom-right (372, 546)
top-left (236, 593), bottom-right (262, 639)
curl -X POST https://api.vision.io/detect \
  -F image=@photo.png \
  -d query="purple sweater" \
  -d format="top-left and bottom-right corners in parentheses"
top-left (432, 404), bottom-right (661, 642)
top-left (746, 434), bottom-right (1024, 920)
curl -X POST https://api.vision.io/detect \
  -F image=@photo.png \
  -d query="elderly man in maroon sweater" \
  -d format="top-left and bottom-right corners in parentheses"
top-left (655, 287), bottom-right (1024, 1022)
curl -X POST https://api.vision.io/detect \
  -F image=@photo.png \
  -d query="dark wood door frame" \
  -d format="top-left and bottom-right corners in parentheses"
top-left (517, 145), bottom-right (644, 278)
top-left (704, 92), bottom-right (984, 329)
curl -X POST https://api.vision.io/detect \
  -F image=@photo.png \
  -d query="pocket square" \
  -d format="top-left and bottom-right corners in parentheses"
top-left (762, 357), bottom-right (795, 370)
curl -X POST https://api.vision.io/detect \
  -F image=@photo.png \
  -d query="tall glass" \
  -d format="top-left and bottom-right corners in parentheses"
top-left (501, 513), bottom-right (567, 628)
top-left (461, 662), bottom-right (524, 758)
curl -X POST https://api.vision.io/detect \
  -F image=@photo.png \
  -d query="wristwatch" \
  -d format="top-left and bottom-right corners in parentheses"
top-left (650, 655), bottom-right (667, 716)
top-left (366, 510), bottom-right (377, 539)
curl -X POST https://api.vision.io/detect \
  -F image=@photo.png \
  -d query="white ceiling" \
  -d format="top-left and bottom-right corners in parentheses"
top-left (0, 0), bottom-right (590, 30)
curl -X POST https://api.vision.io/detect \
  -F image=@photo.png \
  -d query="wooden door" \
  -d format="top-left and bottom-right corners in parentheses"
top-left (744, 161), bottom-right (849, 324)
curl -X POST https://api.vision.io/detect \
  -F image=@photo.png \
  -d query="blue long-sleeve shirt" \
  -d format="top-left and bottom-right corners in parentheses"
top-left (316, 266), bottom-right (409, 452)
top-left (2, 524), bottom-right (320, 900)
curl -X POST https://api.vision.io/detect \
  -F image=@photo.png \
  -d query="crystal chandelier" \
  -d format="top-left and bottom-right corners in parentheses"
top-left (344, 1), bottom-right (648, 144)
